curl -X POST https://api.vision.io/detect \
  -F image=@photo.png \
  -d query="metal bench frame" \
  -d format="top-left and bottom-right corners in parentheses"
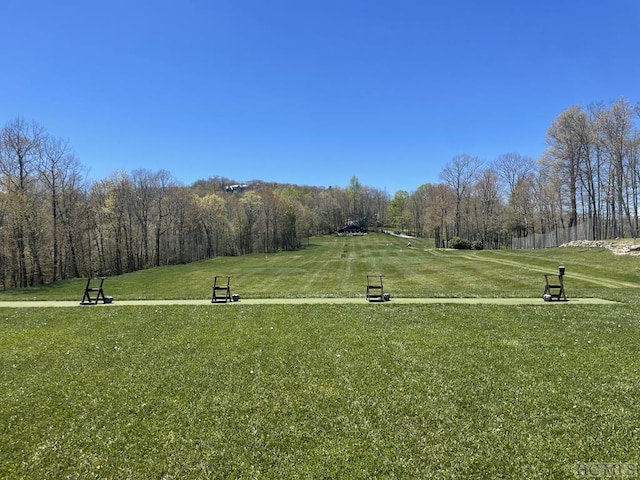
top-left (80, 277), bottom-right (108, 305)
top-left (212, 276), bottom-right (232, 303)
top-left (366, 275), bottom-right (385, 302)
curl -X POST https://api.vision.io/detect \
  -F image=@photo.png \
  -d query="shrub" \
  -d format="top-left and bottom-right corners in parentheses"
top-left (449, 237), bottom-right (472, 249)
top-left (471, 240), bottom-right (484, 250)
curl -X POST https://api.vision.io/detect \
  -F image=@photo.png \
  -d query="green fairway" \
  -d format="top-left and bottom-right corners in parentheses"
top-left (1, 233), bottom-right (638, 302)
top-left (1, 234), bottom-right (639, 478)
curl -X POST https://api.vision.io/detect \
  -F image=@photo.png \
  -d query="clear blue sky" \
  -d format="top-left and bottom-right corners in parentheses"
top-left (2, 1), bottom-right (639, 194)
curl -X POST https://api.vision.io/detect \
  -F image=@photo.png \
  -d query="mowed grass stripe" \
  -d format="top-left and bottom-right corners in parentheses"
top-left (0, 233), bottom-right (638, 302)
top-left (456, 250), bottom-right (640, 289)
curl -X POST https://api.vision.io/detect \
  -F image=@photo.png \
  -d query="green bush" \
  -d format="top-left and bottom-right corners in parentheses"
top-left (449, 236), bottom-right (472, 249)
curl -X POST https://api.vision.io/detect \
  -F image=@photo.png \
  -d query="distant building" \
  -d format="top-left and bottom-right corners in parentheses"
top-left (225, 184), bottom-right (249, 192)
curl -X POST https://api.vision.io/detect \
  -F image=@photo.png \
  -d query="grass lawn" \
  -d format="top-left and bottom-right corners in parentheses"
top-left (1, 233), bottom-right (638, 302)
top-left (1, 234), bottom-right (640, 478)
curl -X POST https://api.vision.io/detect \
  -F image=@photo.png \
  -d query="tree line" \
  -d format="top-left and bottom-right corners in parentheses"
top-left (389, 98), bottom-right (640, 247)
top-left (1, 98), bottom-right (639, 288)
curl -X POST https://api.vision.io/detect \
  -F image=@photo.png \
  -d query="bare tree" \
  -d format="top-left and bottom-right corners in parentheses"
top-left (407, 184), bottom-right (432, 237)
top-left (196, 192), bottom-right (227, 258)
top-left (166, 185), bottom-right (197, 264)
top-left (595, 98), bottom-right (637, 238)
top-left (474, 167), bottom-right (503, 247)
top-left (0, 118), bottom-right (46, 286)
top-left (239, 190), bottom-right (265, 253)
top-left (153, 170), bottom-right (176, 266)
top-left (38, 135), bottom-right (85, 280)
top-left (426, 184), bottom-right (456, 248)
top-left (388, 190), bottom-right (409, 233)
top-left (0, 190), bottom-right (8, 288)
top-left (439, 154), bottom-right (483, 238)
top-left (260, 189), bottom-right (282, 252)
top-left (131, 169), bottom-right (156, 268)
top-left (545, 106), bottom-right (586, 229)
top-left (493, 153), bottom-right (535, 201)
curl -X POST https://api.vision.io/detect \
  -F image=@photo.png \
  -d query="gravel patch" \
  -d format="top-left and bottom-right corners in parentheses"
top-left (561, 240), bottom-right (640, 256)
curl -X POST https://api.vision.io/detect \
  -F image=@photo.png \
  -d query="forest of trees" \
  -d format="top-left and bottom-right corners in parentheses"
top-left (1, 98), bottom-right (639, 289)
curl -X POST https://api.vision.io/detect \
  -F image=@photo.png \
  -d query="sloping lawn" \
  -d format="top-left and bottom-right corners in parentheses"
top-left (1, 233), bottom-right (639, 302)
